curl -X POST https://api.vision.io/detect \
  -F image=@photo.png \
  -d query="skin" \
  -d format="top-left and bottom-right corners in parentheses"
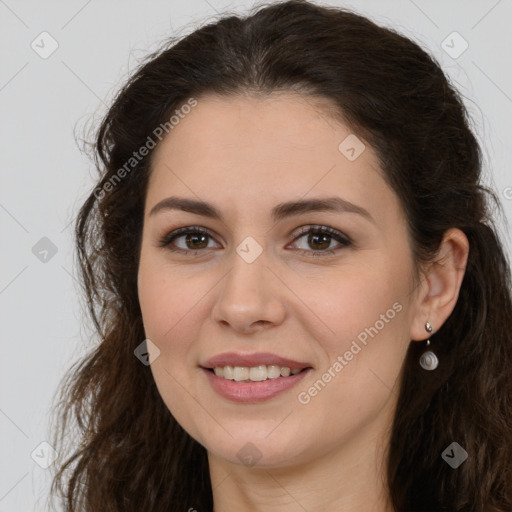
top-left (137, 92), bottom-right (469, 512)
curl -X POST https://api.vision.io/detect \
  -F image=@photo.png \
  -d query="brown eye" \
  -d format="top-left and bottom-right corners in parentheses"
top-left (159, 227), bottom-right (219, 254)
top-left (159, 225), bottom-right (352, 258)
top-left (291, 226), bottom-right (352, 257)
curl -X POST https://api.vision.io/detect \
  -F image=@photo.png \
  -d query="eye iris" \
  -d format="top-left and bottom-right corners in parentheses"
top-left (186, 233), bottom-right (208, 249)
top-left (309, 232), bottom-right (331, 250)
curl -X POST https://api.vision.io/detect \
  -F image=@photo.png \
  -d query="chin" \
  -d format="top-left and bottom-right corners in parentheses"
top-left (198, 423), bottom-right (316, 469)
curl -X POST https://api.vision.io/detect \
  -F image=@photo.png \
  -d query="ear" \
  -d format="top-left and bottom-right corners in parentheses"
top-left (410, 228), bottom-right (469, 341)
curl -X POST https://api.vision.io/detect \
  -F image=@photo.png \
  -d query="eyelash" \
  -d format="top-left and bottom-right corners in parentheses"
top-left (158, 225), bottom-right (352, 258)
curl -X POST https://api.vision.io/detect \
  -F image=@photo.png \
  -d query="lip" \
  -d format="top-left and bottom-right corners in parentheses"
top-left (201, 366), bottom-right (313, 403)
top-left (201, 352), bottom-right (313, 370)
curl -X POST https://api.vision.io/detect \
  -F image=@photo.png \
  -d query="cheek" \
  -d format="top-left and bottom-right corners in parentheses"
top-left (137, 251), bottom-right (214, 369)
top-left (303, 256), bottom-right (409, 342)
top-left (302, 256), bottom-right (412, 402)
top-left (294, 277), bottom-right (408, 447)
top-left (138, 268), bottom-right (169, 339)
top-left (137, 252), bottom-right (197, 341)
top-left (138, 259), bottom-right (206, 438)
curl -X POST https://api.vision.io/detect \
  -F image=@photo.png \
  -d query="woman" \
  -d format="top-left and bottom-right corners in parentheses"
top-left (48, 1), bottom-right (512, 510)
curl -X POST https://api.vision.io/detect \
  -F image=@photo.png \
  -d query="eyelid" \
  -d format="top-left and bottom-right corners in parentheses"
top-left (157, 225), bottom-right (215, 248)
top-left (158, 224), bottom-right (352, 256)
top-left (291, 224), bottom-right (352, 244)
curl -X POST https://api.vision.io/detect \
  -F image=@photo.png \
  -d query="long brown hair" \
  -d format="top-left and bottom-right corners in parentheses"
top-left (48, 1), bottom-right (512, 510)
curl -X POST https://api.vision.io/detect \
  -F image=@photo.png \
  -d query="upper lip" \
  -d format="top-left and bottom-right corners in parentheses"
top-left (201, 352), bottom-right (313, 370)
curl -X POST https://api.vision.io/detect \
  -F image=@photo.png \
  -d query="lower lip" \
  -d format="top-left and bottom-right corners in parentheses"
top-left (201, 367), bottom-right (312, 403)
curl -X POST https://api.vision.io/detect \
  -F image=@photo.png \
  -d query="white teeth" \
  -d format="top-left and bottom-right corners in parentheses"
top-left (280, 366), bottom-right (291, 377)
top-left (249, 365), bottom-right (267, 381)
top-left (233, 366), bottom-right (249, 381)
top-left (267, 365), bottom-right (281, 379)
top-left (211, 365), bottom-right (305, 382)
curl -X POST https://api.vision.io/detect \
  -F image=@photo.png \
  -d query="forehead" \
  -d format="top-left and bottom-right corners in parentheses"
top-left (146, 92), bottom-right (394, 220)
top-left (152, 92), bottom-right (354, 168)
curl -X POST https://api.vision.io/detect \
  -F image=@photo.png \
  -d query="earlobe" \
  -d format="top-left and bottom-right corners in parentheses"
top-left (410, 228), bottom-right (469, 342)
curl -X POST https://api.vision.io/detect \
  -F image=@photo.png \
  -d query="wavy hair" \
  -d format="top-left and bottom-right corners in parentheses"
top-left (48, 1), bottom-right (512, 510)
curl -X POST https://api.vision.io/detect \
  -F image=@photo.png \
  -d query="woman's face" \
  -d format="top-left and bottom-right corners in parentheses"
top-left (137, 92), bottom-right (422, 468)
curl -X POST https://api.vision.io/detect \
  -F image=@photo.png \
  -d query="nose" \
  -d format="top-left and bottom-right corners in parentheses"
top-left (211, 250), bottom-right (287, 335)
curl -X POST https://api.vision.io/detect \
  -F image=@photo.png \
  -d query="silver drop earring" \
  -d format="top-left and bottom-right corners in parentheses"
top-left (419, 321), bottom-right (438, 370)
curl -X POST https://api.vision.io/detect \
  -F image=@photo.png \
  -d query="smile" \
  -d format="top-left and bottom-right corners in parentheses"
top-left (201, 366), bottom-right (313, 403)
top-left (212, 364), bottom-right (304, 381)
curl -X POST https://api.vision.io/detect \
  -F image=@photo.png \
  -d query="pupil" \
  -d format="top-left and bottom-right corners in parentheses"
top-left (187, 233), bottom-right (208, 249)
top-left (185, 232), bottom-right (331, 251)
top-left (309, 233), bottom-right (330, 250)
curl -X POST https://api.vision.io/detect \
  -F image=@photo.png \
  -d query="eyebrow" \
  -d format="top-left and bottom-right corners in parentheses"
top-left (149, 196), bottom-right (375, 224)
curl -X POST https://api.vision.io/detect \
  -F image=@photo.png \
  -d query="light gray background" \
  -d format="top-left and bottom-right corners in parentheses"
top-left (1, 1), bottom-right (511, 510)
